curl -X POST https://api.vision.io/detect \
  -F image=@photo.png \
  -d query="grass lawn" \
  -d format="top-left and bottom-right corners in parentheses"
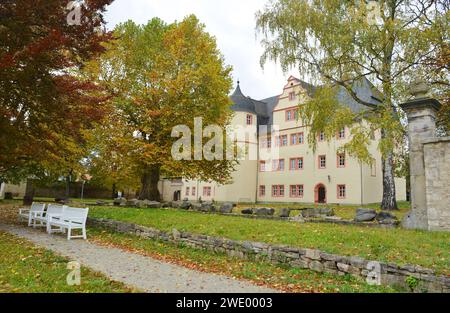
top-left (89, 206), bottom-right (449, 275)
top-left (0, 231), bottom-right (135, 293)
top-left (88, 226), bottom-right (399, 293)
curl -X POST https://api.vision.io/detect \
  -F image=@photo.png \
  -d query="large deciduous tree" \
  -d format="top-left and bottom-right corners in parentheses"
top-left (0, 0), bottom-right (113, 193)
top-left (256, 0), bottom-right (449, 210)
top-left (85, 16), bottom-right (236, 201)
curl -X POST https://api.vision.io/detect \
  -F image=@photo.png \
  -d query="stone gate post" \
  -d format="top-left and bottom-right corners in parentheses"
top-left (400, 81), bottom-right (442, 230)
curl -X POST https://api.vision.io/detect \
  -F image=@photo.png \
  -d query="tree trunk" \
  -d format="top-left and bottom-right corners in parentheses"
top-left (138, 166), bottom-right (161, 201)
top-left (23, 179), bottom-right (35, 206)
top-left (112, 183), bottom-right (117, 199)
top-left (65, 175), bottom-right (71, 199)
top-left (381, 152), bottom-right (398, 210)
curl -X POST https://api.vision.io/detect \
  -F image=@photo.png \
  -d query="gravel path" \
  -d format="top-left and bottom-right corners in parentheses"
top-left (0, 223), bottom-right (277, 293)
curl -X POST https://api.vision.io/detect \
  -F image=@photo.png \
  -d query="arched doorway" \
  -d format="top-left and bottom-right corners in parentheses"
top-left (314, 184), bottom-right (327, 204)
top-left (173, 190), bottom-right (181, 201)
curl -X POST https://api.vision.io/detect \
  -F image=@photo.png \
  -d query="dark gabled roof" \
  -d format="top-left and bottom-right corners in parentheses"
top-left (229, 77), bottom-right (383, 128)
top-left (335, 78), bottom-right (383, 113)
top-left (258, 95), bottom-right (279, 127)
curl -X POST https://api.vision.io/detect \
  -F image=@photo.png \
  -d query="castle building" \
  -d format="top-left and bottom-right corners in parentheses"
top-left (178, 76), bottom-right (407, 205)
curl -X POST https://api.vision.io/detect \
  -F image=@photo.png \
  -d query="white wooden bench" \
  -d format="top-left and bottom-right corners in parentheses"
top-left (32, 204), bottom-right (66, 232)
top-left (48, 207), bottom-right (89, 240)
top-left (18, 203), bottom-right (46, 227)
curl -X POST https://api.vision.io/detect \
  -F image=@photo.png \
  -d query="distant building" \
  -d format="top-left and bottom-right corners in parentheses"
top-left (177, 76), bottom-right (406, 205)
top-left (0, 182), bottom-right (26, 199)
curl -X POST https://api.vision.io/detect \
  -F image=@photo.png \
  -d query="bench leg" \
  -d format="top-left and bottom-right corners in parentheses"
top-left (82, 226), bottom-right (87, 240)
top-left (67, 227), bottom-right (71, 240)
top-left (28, 215), bottom-right (32, 227)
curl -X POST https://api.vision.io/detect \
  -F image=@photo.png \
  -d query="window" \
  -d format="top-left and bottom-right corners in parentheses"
top-left (291, 132), bottom-right (304, 145)
top-left (272, 185), bottom-right (285, 197)
top-left (285, 109), bottom-right (298, 121)
top-left (371, 161), bottom-right (377, 177)
top-left (290, 185), bottom-right (304, 198)
top-left (290, 157), bottom-right (304, 170)
top-left (282, 135), bottom-right (288, 146)
top-left (290, 158), bottom-right (296, 171)
top-left (338, 128), bottom-right (346, 139)
top-left (337, 153), bottom-right (346, 168)
top-left (291, 133), bottom-right (297, 145)
top-left (272, 159), bottom-right (285, 171)
top-left (192, 187), bottom-right (196, 196)
top-left (286, 110), bottom-right (292, 121)
top-left (297, 157), bottom-right (304, 169)
top-left (185, 187), bottom-right (190, 196)
top-left (246, 114), bottom-right (253, 125)
top-left (289, 92), bottom-right (296, 101)
top-left (259, 185), bottom-right (266, 197)
top-left (319, 155), bottom-right (326, 169)
top-left (275, 136), bottom-right (281, 147)
top-left (259, 161), bottom-right (266, 172)
top-left (276, 135), bottom-right (288, 147)
top-left (318, 131), bottom-right (325, 142)
top-left (203, 186), bottom-right (211, 197)
top-left (260, 137), bottom-right (272, 149)
top-left (337, 185), bottom-right (346, 199)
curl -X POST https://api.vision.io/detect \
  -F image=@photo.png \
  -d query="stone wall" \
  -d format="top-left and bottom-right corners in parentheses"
top-left (423, 137), bottom-right (450, 231)
top-left (88, 217), bottom-right (449, 293)
top-left (401, 93), bottom-right (449, 232)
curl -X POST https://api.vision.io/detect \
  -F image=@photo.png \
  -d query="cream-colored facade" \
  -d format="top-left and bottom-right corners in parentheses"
top-left (179, 76), bottom-right (407, 205)
top-left (0, 182), bottom-right (26, 198)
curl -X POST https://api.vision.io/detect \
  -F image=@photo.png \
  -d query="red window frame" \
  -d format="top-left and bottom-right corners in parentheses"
top-left (318, 155), bottom-right (326, 169)
top-left (259, 185), bottom-right (266, 197)
top-left (260, 137), bottom-right (272, 149)
top-left (272, 185), bottom-right (285, 197)
top-left (281, 135), bottom-right (288, 146)
top-left (290, 185), bottom-right (304, 198)
top-left (203, 186), bottom-right (212, 197)
top-left (185, 187), bottom-right (190, 196)
top-left (286, 110), bottom-right (293, 121)
top-left (246, 114), bottom-right (253, 125)
top-left (289, 157), bottom-right (304, 170)
top-left (337, 185), bottom-right (346, 199)
top-left (288, 92), bottom-right (296, 101)
top-left (192, 187), bottom-right (196, 196)
top-left (291, 132), bottom-right (304, 145)
top-left (272, 159), bottom-right (285, 171)
top-left (276, 135), bottom-right (288, 147)
top-left (259, 161), bottom-right (266, 172)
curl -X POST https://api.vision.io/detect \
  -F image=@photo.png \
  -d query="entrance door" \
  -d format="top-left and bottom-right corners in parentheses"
top-left (173, 190), bottom-right (181, 201)
top-left (315, 184), bottom-right (327, 204)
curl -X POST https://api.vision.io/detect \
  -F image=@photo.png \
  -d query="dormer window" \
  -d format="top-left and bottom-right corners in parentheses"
top-left (289, 92), bottom-right (296, 101)
top-left (246, 114), bottom-right (253, 125)
top-left (338, 128), bottom-right (345, 139)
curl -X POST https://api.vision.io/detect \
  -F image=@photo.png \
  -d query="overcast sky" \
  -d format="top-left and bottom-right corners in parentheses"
top-left (104, 0), bottom-right (302, 100)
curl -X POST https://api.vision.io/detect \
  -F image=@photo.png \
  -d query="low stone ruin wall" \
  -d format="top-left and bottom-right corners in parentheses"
top-left (88, 217), bottom-right (449, 293)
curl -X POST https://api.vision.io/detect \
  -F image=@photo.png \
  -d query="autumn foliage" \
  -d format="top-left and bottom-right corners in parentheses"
top-left (0, 0), bottom-right (113, 183)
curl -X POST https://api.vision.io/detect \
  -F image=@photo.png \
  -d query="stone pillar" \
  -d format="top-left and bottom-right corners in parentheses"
top-left (400, 81), bottom-right (441, 230)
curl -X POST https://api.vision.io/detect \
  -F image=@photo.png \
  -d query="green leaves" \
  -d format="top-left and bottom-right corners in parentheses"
top-left (85, 16), bottom-right (235, 192)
